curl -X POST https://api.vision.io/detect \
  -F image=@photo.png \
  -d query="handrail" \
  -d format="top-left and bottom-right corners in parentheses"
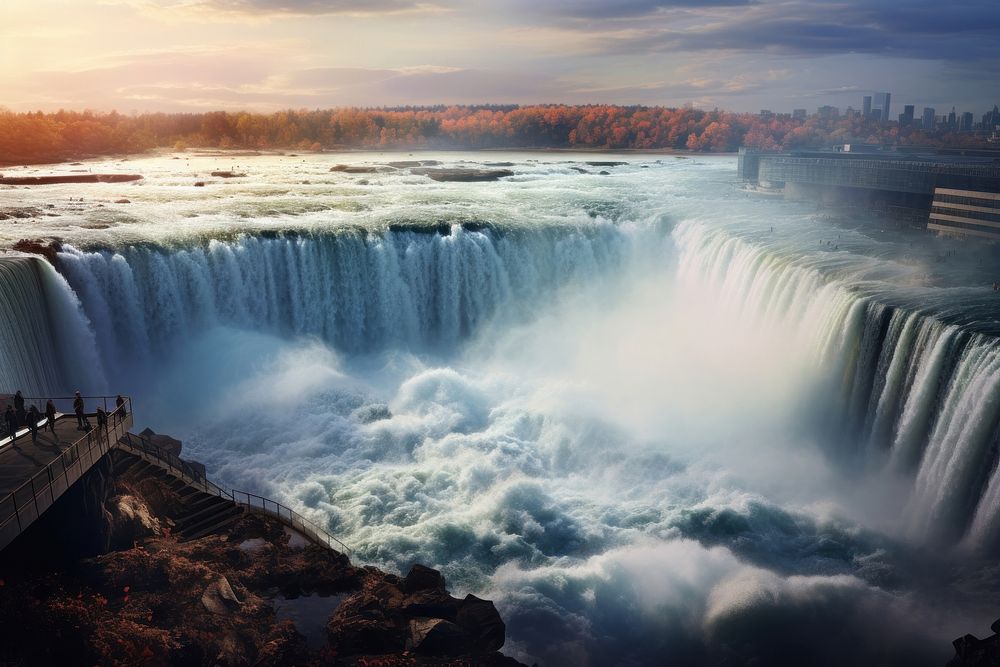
top-left (119, 431), bottom-right (351, 555)
top-left (0, 396), bottom-right (134, 552)
top-left (0, 395), bottom-right (351, 557)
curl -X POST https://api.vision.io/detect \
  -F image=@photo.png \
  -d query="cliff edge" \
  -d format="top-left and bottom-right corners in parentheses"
top-left (0, 448), bottom-right (524, 666)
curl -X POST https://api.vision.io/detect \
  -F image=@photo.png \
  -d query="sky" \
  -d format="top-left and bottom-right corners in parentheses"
top-left (1, 0), bottom-right (998, 115)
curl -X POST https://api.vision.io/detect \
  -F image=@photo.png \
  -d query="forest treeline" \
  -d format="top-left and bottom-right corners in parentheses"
top-left (0, 105), bottom-right (992, 165)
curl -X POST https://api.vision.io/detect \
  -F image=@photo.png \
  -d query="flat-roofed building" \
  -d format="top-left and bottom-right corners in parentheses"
top-left (928, 188), bottom-right (1000, 240)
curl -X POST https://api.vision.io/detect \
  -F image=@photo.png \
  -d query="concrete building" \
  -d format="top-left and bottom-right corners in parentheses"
top-left (928, 189), bottom-right (1000, 240)
top-left (863, 96), bottom-right (873, 119)
top-left (737, 147), bottom-right (1000, 239)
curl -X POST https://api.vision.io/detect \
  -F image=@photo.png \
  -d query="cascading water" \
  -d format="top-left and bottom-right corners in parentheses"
top-left (5, 152), bottom-right (1000, 665)
top-left (56, 224), bottom-right (634, 380)
top-left (0, 256), bottom-right (103, 395)
top-left (673, 221), bottom-right (1000, 550)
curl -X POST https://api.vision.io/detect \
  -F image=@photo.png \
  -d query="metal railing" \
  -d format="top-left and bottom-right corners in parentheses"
top-left (0, 395), bottom-right (351, 557)
top-left (119, 431), bottom-right (351, 555)
top-left (0, 396), bottom-right (133, 552)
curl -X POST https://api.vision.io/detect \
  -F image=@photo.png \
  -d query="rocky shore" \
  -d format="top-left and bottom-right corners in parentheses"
top-left (0, 447), bottom-right (524, 666)
top-left (0, 174), bottom-right (142, 185)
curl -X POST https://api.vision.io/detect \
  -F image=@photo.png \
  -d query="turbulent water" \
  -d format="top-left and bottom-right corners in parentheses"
top-left (4, 150), bottom-right (1000, 665)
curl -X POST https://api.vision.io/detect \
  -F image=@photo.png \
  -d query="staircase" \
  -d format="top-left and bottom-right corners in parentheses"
top-left (0, 394), bottom-right (350, 555)
top-left (113, 452), bottom-right (246, 541)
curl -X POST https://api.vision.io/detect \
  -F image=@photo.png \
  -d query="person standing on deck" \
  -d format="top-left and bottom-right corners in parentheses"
top-left (96, 406), bottom-right (107, 431)
top-left (26, 406), bottom-right (40, 442)
top-left (5, 404), bottom-right (16, 441)
top-left (74, 391), bottom-right (91, 431)
top-left (13, 390), bottom-right (25, 426)
top-left (115, 395), bottom-right (126, 424)
top-left (45, 400), bottom-right (58, 440)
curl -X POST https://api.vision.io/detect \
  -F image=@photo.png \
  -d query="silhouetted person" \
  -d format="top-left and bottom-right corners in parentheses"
top-left (26, 405), bottom-right (40, 443)
top-left (13, 390), bottom-right (25, 426)
top-left (96, 406), bottom-right (107, 431)
top-left (45, 400), bottom-right (58, 439)
top-left (4, 405), bottom-right (16, 441)
top-left (115, 395), bottom-right (126, 424)
top-left (73, 391), bottom-right (90, 431)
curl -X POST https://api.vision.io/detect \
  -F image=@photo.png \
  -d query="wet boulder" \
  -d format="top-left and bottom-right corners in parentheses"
top-left (408, 617), bottom-right (476, 655)
top-left (456, 594), bottom-right (506, 652)
top-left (402, 564), bottom-right (447, 593)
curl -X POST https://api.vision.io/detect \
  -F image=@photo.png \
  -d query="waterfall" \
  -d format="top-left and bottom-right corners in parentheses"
top-left (5, 214), bottom-right (1000, 552)
top-left (673, 222), bottom-right (1000, 550)
top-left (0, 256), bottom-right (104, 396)
top-left (56, 224), bottom-right (634, 380)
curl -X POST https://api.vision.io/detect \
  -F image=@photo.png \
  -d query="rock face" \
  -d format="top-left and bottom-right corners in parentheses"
top-left (948, 619), bottom-right (1000, 666)
top-left (411, 168), bottom-right (514, 182)
top-left (327, 564), bottom-right (510, 661)
top-left (330, 164), bottom-right (378, 173)
top-left (139, 427), bottom-right (183, 457)
top-left (0, 449), bottom-right (523, 667)
top-left (12, 238), bottom-right (62, 263)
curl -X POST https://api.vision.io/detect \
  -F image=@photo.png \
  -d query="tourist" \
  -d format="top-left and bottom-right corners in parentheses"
top-left (4, 404), bottom-right (16, 441)
top-left (96, 406), bottom-right (107, 431)
top-left (26, 405), bottom-right (40, 443)
top-left (13, 390), bottom-right (25, 426)
top-left (73, 391), bottom-right (91, 431)
top-left (45, 400), bottom-right (58, 440)
top-left (115, 395), bottom-right (126, 423)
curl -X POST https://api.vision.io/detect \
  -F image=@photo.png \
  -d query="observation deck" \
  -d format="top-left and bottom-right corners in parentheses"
top-left (0, 394), bottom-right (349, 556)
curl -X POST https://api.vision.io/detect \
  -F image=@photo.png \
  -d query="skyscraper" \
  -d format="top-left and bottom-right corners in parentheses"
top-left (863, 95), bottom-right (872, 119)
top-left (961, 111), bottom-right (974, 132)
top-left (922, 107), bottom-right (936, 130)
top-left (900, 105), bottom-right (914, 127)
top-left (875, 92), bottom-right (891, 122)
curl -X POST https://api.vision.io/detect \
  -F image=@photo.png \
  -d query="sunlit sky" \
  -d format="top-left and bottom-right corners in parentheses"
top-left (2, 0), bottom-right (998, 115)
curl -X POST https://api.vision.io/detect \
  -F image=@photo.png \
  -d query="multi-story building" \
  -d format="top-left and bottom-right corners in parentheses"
top-left (929, 189), bottom-right (1000, 240)
top-left (922, 107), bottom-right (936, 130)
top-left (900, 105), bottom-right (915, 127)
top-left (961, 111), bottom-right (975, 132)
top-left (875, 92), bottom-right (891, 122)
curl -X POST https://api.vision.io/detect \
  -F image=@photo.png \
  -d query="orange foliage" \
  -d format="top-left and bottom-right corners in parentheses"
top-left (0, 105), bottom-right (992, 165)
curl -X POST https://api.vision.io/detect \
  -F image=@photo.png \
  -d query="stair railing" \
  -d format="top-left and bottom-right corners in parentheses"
top-left (119, 430), bottom-right (351, 556)
top-left (0, 397), bottom-right (133, 552)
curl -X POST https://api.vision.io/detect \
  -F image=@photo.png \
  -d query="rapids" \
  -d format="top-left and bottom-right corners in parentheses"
top-left (3, 151), bottom-right (1000, 665)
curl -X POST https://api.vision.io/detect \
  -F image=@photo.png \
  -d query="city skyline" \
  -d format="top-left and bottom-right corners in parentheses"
top-left (2, 0), bottom-right (998, 113)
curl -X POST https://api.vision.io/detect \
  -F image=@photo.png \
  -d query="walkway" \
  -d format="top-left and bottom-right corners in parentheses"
top-left (0, 395), bottom-right (132, 552)
top-left (0, 394), bottom-right (350, 556)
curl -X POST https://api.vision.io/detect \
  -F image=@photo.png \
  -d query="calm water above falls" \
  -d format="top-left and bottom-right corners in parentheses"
top-left (4, 151), bottom-right (1000, 665)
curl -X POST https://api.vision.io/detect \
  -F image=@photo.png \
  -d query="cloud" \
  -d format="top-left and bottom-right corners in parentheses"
top-left (552, 0), bottom-right (1000, 62)
top-left (513, 0), bottom-right (752, 20)
top-left (104, 0), bottom-right (440, 19)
